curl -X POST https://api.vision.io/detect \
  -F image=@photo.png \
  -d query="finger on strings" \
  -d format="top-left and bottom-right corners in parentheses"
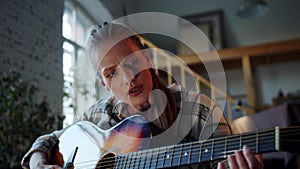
top-left (228, 155), bottom-right (239, 169)
top-left (235, 149), bottom-right (249, 168)
top-left (255, 153), bottom-right (264, 168)
top-left (217, 161), bottom-right (225, 169)
top-left (243, 145), bottom-right (262, 169)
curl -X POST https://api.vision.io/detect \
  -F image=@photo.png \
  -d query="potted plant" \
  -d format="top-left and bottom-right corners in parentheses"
top-left (0, 71), bottom-right (64, 168)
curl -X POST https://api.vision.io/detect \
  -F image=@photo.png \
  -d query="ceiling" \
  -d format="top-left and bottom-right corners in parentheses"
top-left (74, 0), bottom-right (300, 54)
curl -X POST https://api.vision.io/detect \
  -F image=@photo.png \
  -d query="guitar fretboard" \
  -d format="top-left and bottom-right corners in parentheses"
top-left (114, 127), bottom-right (280, 169)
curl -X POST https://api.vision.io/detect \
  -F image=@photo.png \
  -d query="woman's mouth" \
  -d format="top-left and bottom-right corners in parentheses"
top-left (128, 85), bottom-right (143, 96)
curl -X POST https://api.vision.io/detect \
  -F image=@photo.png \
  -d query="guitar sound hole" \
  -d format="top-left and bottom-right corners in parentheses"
top-left (97, 152), bottom-right (116, 169)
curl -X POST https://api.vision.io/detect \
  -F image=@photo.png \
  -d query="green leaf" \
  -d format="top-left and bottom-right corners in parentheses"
top-left (0, 70), bottom-right (64, 167)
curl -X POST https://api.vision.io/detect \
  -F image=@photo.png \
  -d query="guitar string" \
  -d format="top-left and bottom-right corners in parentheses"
top-left (73, 128), bottom-right (300, 169)
top-left (76, 132), bottom-right (298, 167)
top-left (73, 129), bottom-right (300, 169)
top-left (74, 129), bottom-right (277, 167)
top-left (72, 128), bottom-right (300, 169)
top-left (97, 132), bottom-right (300, 169)
top-left (95, 138), bottom-right (281, 169)
top-left (94, 136), bottom-right (278, 169)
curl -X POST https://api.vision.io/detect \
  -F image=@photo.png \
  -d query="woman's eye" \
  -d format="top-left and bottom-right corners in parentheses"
top-left (127, 59), bottom-right (138, 66)
top-left (106, 70), bottom-right (116, 78)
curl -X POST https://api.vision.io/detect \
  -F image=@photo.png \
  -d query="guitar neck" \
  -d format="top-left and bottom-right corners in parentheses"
top-left (115, 126), bottom-right (300, 169)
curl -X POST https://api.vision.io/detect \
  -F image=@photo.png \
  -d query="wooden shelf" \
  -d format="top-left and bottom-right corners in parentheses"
top-left (179, 38), bottom-right (300, 114)
top-left (179, 38), bottom-right (300, 65)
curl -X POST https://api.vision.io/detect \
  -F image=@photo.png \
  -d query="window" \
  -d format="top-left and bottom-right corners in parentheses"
top-left (62, 1), bottom-right (97, 126)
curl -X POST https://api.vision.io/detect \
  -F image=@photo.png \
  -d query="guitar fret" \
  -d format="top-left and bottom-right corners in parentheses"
top-left (164, 145), bottom-right (173, 167)
top-left (140, 150), bottom-right (145, 168)
top-left (156, 147), bottom-right (165, 168)
top-left (188, 142), bottom-right (192, 164)
top-left (128, 153), bottom-right (135, 169)
top-left (123, 153), bottom-right (127, 169)
top-left (122, 155), bottom-right (127, 169)
top-left (259, 129), bottom-right (276, 153)
top-left (177, 144), bottom-right (184, 166)
top-left (179, 144), bottom-right (183, 165)
top-left (256, 131), bottom-right (259, 153)
top-left (240, 134), bottom-right (242, 150)
top-left (121, 156), bottom-right (125, 169)
top-left (224, 137), bottom-right (227, 158)
top-left (211, 138), bottom-right (214, 161)
top-left (199, 141), bottom-right (203, 162)
top-left (172, 144), bottom-right (181, 166)
top-left (125, 152), bottom-right (131, 169)
top-left (190, 141), bottom-right (200, 164)
top-left (277, 127), bottom-right (300, 152)
top-left (213, 137), bottom-right (226, 160)
top-left (130, 152), bottom-right (136, 169)
top-left (144, 149), bottom-right (152, 169)
top-left (141, 150), bottom-right (147, 169)
top-left (201, 140), bottom-right (213, 162)
top-left (114, 156), bottom-right (118, 169)
top-left (150, 148), bottom-right (159, 169)
top-left (244, 133), bottom-right (256, 153)
top-left (134, 151), bottom-right (141, 169)
top-left (227, 135), bottom-right (240, 155)
top-left (115, 155), bottom-right (121, 169)
top-left (113, 156), bottom-right (117, 169)
top-left (180, 142), bottom-right (191, 165)
top-left (172, 145), bottom-right (177, 165)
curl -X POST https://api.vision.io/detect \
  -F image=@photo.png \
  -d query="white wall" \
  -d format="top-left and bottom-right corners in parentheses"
top-left (255, 60), bottom-right (300, 105)
top-left (225, 60), bottom-right (300, 109)
top-left (0, 0), bottom-right (64, 115)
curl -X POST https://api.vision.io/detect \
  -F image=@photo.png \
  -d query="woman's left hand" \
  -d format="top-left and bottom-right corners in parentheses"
top-left (217, 145), bottom-right (263, 169)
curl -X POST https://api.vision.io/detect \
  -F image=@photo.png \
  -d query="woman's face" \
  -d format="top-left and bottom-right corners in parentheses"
top-left (97, 38), bottom-right (153, 111)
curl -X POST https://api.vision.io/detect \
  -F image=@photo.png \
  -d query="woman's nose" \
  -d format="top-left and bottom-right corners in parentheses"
top-left (121, 67), bottom-right (136, 85)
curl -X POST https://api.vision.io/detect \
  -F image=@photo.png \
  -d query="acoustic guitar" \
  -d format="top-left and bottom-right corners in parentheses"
top-left (50, 115), bottom-right (300, 169)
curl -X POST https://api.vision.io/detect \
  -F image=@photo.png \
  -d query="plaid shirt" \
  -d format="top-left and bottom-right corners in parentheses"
top-left (21, 84), bottom-right (231, 169)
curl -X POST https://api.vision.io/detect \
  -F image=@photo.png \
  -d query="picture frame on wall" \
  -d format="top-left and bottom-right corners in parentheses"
top-left (178, 10), bottom-right (225, 55)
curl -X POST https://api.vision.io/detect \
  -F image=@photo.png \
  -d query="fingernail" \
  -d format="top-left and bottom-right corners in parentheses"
top-left (243, 145), bottom-right (250, 153)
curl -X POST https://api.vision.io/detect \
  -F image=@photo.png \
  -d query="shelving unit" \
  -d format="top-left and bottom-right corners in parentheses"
top-left (179, 38), bottom-right (300, 115)
top-left (140, 37), bottom-right (300, 123)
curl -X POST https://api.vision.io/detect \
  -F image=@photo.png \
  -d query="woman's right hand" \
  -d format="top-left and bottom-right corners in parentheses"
top-left (29, 151), bottom-right (62, 169)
